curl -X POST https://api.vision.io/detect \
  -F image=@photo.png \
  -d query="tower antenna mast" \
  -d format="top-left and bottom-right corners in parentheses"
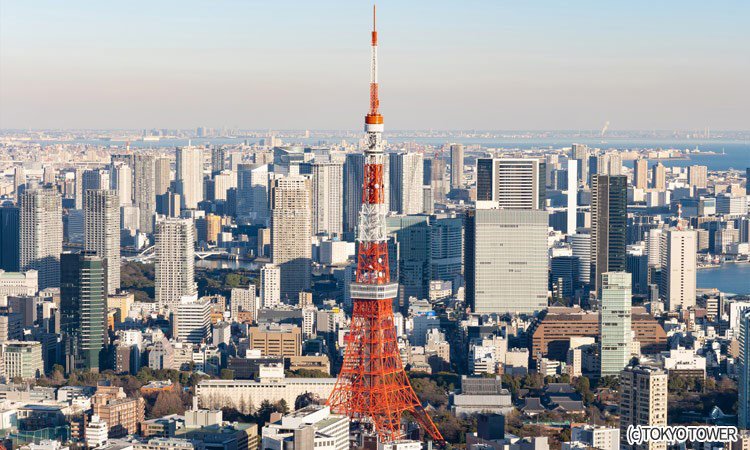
top-left (327, 5), bottom-right (444, 444)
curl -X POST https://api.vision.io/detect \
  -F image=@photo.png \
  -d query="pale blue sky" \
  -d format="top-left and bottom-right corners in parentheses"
top-left (1, 0), bottom-right (748, 130)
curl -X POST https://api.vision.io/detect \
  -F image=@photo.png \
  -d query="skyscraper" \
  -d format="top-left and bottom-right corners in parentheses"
top-left (450, 143), bottom-right (464, 189)
top-left (84, 190), bottom-right (121, 295)
top-left (687, 165), bottom-right (707, 189)
top-left (176, 146), bottom-right (204, 209)
top-left (465, 209), bottom-right (548, 314)
top-left (211, 147), bottom-right (226, 175)
top-left (270, 176), bottom-right (312, 299)
top-left (550, 256), bottom-right (580, 301)
top-left (429, 215), bottom-right (463, 288)
top-left (659, 228), bottom-right (697, 311)
top-left (13, 166), bottom-right (26, 196)
top-left (619, 365), bottom-right (668, 450)
top-left (570, 143), bottom-right (589, 187)
top-left (74, 168), bottom-right (85, 209)
top-left (61, 251), bottom-right (107, 372)
top-left (591, 175), bottom-right (627, 294)
top-left (651, 162), bottom-right (666, 190)
top-left (134, 154), bottom-right (156, 233)
top-left (475, 158), bottom-right (544, 210)
top-left (633, 159), bottom-right (648, 190)
top-left (0, 206), bottom-right (20, 272)
top-left (110, 161), bottom-right (133, 206)
top-left (570, 231), bottom-right (592, 287)
top-left (154, 157), bottom-right (171, 197)
top-left (82, 169), bottom-right (111, 194)
top-left (599, 272), bottom-right (632, 377)
top-left (20, 188), bottom-right (63, 290)
top-left (343, 154), bottom-right (365, 236)
top-left (389, 152), bottom-right (423, 215)
top-left (311, 160), bottom-right (343, 237)
top-left (260, 264), bottom-right (281, 308)
top-left (567, 159), bottom-right (578, 235)
top-left (387, 215), bottom-right (431, 303)
top-left (155, 218), bottom-right (197, 312)
top-left (237, 163), bottom-right (269, 225)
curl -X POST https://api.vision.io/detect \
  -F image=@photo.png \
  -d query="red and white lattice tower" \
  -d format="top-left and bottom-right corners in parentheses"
top-left (327, 5), bottom-right (443, 443)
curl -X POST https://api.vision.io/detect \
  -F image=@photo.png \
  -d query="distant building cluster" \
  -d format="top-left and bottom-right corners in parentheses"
top-left (0, 132), bottom-right (748, 449)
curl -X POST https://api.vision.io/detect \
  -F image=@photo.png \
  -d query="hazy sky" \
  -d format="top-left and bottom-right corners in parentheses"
top-left (1, 0), bottom-right (749, 130)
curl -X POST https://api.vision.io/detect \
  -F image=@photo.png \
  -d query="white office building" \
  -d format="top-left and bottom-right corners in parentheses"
top-left (155, 218), bottom-right (197, 312)
top-left (175, 295), bottom-right (211, 344)
top-left (311, 161), bottom-right (343, 237)
top-left (176, 146), bottom-right (204, 210)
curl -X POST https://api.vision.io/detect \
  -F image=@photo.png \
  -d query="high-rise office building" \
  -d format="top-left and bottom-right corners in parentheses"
top-left (476, 158), bottom-right (544, 210)
top-left (389, 152), bottom-right (423, 215)
top-left (74, 168), bottom-right (85, 209)
top-left (450, 144), bottom-right (464, 189)
top-left (387, 216), bottom-right (431, 303)
top-left (175, 295), bottom-right (211, 344)
top-left (82, 169), bottom-right (111, 196)
top-left (687, 165), bottom-right (707, 189)
top-left (110, 162), bottom-right (133, 206)
top-left (42, 166), bottom-right (56, 185)
top-left (343, 154), bottom-right (365, 236)
top-left (659, 228), bottom-right (697, 311)
top-left (570, 232), bottom-right (592, 287)
top-left (20, 188), bottom-right (63, 290)
top-left (237, 163), bottom-right (269, 225)
top-left (211, 147), bottom-right (226, 175)
top-left (570, 144), bottom-right (589, 187)
top-left (465, 209), bottom-right (548, 315)
top-left (0, 206), bottom-right (20, 272)
top-left (156, 191), bottom-right (181, 218)
top-left (155, 218), bottom-right (197, 312)
top-left (567, 159), bottom-right (578, 235)
top-left (606, 152), bottom-right (622, 176)
top-left (739, 309), bottom-right (750, 429)
top-left (646, 227), bottom-right (664, 268)
top-left (154, 157), bottom-right (171, 197)
top-left (429, 216), bottom-right (463, 288)
top-left (619, 365), bottom-right (668, 450)
top-left (260, 264), bottom-right (281, 308)
top-left (599, 272), bottom-right (632, 377)
top-left (550, 256), bottom-right (580, 300)
top-left (207, 170), bottom-right (236, 201)
top-left (13, 166), bottom-right (26, 196)
top-left (591, 175), bottom-right (627, 294)
top-left (633, 159), bottom-right (648, 190)
top-left (176, 146), bottom-right (204, 209)
top-left (651, 162), bottom-right (666, 190)
top-left (311, 160), bottom-right (343, 237)
top-left (134, 154), bottom-right (156, 233)
top-left (270, 176), bottom-right (311, 299)
top-left (84, 189), bottom-right (121, 295)
top-left (430, 157), bottom-right (449, 203)
top-left (61, 251), bottom-right (107, 372)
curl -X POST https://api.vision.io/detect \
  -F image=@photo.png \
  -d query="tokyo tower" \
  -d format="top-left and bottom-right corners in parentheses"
top-left (327, 5), bottom-right (444, 444)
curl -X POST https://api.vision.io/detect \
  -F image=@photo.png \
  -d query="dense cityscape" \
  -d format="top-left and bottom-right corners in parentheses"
top-left (1, 3), bottom-right (750, 450)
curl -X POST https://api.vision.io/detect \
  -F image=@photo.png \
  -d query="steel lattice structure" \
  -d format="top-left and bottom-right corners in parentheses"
top-left (327, 6), bottom-right (444, 443)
